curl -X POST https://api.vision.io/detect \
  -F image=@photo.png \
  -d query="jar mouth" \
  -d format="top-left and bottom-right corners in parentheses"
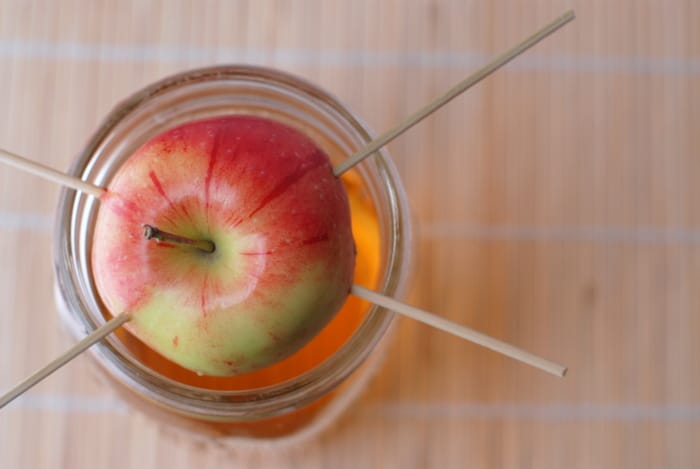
top-left (54, 65), bottom-right (412, 419)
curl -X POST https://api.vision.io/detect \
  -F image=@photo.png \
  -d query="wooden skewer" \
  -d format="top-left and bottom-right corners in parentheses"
top-left (0, 147), bottom-right (105, 198)
top-left (333, 9), bottom-right (576, 176)
top-left (351, 285), bottom-right (567, 377)
top-left (0, 312), bottom-right (131, 409)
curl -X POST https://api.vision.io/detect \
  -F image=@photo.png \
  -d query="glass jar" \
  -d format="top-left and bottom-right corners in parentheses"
top-left (53, 65), bottom-right (412, 445)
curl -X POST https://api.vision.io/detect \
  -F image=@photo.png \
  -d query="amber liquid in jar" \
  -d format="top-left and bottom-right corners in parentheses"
top-left (109, 170), bottom-right (381, 437)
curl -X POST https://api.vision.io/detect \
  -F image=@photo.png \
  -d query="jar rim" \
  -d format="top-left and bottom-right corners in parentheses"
top-left (54, 64), bottom-right (413, 419)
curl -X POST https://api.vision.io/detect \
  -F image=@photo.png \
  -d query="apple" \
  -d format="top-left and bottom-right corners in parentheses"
top-left (91, 115), bottom-right (356, 376)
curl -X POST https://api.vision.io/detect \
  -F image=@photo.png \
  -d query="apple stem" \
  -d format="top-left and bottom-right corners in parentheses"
top-left (143, 224), bottom-right (216, 253)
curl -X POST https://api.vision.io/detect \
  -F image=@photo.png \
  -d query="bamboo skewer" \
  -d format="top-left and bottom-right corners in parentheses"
top-left (0, 149), bottom-right (115, 408)
top-left (0, 312), bottom-right (132, 409)
top-left (352, 285), bottom-right (567, 377)
top-left (332, 9), bottom-right (576, 176)
top-left (0, 147), bottom-right (105, 198)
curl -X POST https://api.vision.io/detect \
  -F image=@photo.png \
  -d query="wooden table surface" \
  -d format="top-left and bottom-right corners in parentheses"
top-left (1, 1), bottom-right (699, 468)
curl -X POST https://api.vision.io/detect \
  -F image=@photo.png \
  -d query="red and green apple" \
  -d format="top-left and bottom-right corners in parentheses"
top-left (92, 115), bottom-right (356, 376)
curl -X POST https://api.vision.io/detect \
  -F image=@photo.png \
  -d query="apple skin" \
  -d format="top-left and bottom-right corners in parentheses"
top-left (92, 115), bottom-right (356, 376)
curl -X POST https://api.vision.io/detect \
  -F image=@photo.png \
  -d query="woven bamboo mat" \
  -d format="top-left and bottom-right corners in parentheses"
top-left (1, 1), bottom-right (699, 467)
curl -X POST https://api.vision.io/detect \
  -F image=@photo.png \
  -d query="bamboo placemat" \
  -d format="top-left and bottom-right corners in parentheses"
top-left (1, 1), bottom-right (699, 468)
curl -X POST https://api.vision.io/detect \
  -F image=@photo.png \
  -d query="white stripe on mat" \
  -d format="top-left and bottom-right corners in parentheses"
top-left (0, 40), bottom-right (698, 75)
top-left (0, 212), bottom-right (52, 231)
top-left (420, 223), bottom-right (700, 245)
top-left (8, 395), bottom-right (128, 414)
top-left (7, 395), bottom-right (700, 422)
top-left (3, 211), bottom-right (700, 245)
top-left (375, 402), bottom-right (700, 422)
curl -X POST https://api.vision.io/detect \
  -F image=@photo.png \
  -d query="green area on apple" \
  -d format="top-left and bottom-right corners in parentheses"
top-left (92, 115), bottom-right (356, 376)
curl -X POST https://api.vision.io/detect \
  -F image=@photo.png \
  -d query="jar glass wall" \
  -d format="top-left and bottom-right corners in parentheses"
top-left (53, 66), bottom-right (412, 443)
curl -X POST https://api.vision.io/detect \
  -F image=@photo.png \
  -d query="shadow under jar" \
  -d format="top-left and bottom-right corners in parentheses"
top-left (53, 65), bottom-right (412, 444)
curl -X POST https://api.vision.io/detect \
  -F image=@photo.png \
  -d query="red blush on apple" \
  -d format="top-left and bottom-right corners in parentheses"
top-left (92, 115), bottom-right (356, 377)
